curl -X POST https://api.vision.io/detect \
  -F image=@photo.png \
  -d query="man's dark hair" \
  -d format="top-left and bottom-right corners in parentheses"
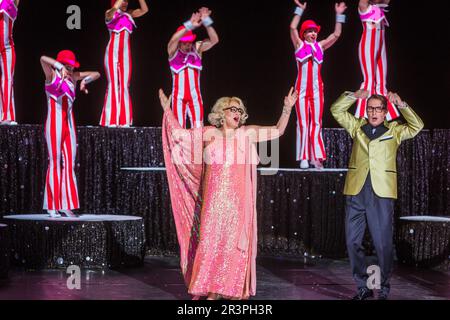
top-left (367, 94), bottom-right (388, 110)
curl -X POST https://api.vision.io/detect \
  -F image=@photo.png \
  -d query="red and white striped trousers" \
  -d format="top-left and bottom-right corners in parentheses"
top-left (295, 60), bottom-right (326, 162)
top-left (0, 15), bottom-right (16, 122)
top-left (43, 96), bottom-right (79, 211)
top-left (356, 24), bottom-right (399, 120)
top-left (171, 68), bottom-right (204, 128)
top-left (101, 31), bottom-right (132, 126)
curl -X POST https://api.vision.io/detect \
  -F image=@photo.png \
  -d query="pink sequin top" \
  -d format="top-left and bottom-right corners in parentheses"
top-left (106, 10), bottom-right (136, 34)
top-left (169, 49), bottom-right (203, 74)
top-left (0, 0), bottom-right (18, 21)
top-left (295, 41), bottom-right (324, 64)
top-left (45, 71), bottom-right (76, 103)
top-left (359, 4), bottom-right (389, 27)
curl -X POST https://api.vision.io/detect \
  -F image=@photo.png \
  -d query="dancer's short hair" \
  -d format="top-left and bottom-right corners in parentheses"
top-left (367, 94), bottom-right (388, 110)
top-left (208, 97), bottom-right (249, 128)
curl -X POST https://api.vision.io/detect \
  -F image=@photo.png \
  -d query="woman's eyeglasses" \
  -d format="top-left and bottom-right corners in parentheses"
top-left (224, 107), bottom-right (245, 115)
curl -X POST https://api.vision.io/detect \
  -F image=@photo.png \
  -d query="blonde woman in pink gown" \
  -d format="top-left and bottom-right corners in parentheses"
top-left (159, 87), bottom-right (298, 300)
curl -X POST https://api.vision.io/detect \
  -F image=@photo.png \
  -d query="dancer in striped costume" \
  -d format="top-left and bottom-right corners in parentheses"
top-left (355, 0), bottom-right (399, 120)
top-left (0, 0), bottom-right (19, 125)
top-left (100, 0), bottom-right (149, 128)
top-left (40, 51), bottom-right (100, 218)
top-left (290, 1), bottom-right (347, 169)
top-left (168, 7), bottom-right (219, 128)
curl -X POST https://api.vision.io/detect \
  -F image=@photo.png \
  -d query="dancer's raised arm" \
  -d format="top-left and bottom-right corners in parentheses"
top-left (290, 1), bottom-right (307, 49)
top-left (196, 7), bottom-right (219, 54)
top-left (359, 0), bottom-right (390, 12)
top-left (246, 88), bottom-right (298, 143)
top-left (40, 56), bottom-right (63, 82)
top-left (168, 12), bottom-right (202, 57)
top-left (75, 72), bottom-right (101, 94)
top-left (320, 2), bottom-right (347, 50)
top-left (106, 0), bottom-right (124, 21)
top-left (129, 0), bottom-right (149, 18)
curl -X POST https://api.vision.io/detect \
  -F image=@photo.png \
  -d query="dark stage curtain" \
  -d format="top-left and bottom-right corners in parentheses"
top-left (1, 126), bottom-right (449, 262)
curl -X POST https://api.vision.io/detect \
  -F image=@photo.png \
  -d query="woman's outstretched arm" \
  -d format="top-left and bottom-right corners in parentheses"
top-left (320, 2), bottom-right (347, 50)
top-left (196, 7), bottom-right (219, 54)
top-left (246, 87), bottom-right (298, 143)
top-left (290, 0), bottom-right (307, 49)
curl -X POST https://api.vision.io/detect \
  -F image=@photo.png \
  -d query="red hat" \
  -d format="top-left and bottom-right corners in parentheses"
top-left (56, 50), bottom-right (80, 69)
top-left (177, 26), bottom-right (197, 43)
top-left (299, 20), bottom-right (321, 40)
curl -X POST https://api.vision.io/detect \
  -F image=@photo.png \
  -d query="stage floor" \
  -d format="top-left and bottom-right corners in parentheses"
top-left (0, 256), bottom-right (449, 300)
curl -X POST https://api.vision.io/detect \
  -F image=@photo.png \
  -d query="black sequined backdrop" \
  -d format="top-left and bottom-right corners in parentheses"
top-left (1, 126), bottom-right (448, 260)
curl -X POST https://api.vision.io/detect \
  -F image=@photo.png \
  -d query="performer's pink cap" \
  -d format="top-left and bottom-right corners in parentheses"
top-left (57, 50), bottom-right (80, 69)
top-left (299, 20), bottom-right (321, 40)
top-left (177, 26), bottom-right (197, 43)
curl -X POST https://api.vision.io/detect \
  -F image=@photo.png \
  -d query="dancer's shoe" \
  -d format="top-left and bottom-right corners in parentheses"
top-left (311, 160), bottom-right (324, 170)
top-left (300, 160), bottom-right (309, 169)
top-left (59, 210), bottom-right (78, 218)
top-left (47, 210), bottom-right (61, 218)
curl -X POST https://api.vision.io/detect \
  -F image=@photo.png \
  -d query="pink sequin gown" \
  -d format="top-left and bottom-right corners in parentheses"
top-left (162, 109), bottom-right (258, 299)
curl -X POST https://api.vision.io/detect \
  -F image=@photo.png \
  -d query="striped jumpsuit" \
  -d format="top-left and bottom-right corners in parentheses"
top-left (355, 4), bottom-right (399, 120)
top-left (294, 41), bottom-right (326, 162)
top-left (43, 71), bottom-right (79, 211)
top-left (100, 10), bottom-right (136, 127)
top-left (169, 48), bottom-right (204, 128)
top-left (0, 0), bottom-right (17, 123)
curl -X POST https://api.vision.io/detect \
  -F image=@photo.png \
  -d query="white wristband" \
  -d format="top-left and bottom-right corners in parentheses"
top-left (294, 7), bottom-right (304, 16)
top-left (202, 16), bottom-right (213, 27)
top-left (336, 14), bottom-right (346, 23)
top-left (83, 76), bottom-right (93, 84)
top-left (54, 62), bottom-right (64, 71)
top-left (183, 20), bottom-right (195, 31)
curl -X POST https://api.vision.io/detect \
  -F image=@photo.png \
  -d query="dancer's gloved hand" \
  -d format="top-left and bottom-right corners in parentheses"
top-left (335, 2), bottom-right (348, 14)
top-left (159, 89), bottom-right (172, 112)
top-left (354, 89), bottom-right (370, 100)
top-left (294, 0), bottom-right (307, 10)
top-left (387, 91), bottom-right (407, 108)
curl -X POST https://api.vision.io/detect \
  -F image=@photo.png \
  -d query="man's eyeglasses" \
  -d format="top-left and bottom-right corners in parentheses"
top-left (224, 107), bottom-right (245, 115)
top-left (367, 106), bottom-right (386, 114)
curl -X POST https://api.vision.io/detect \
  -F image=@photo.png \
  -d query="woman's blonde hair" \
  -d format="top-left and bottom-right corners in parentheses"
top-left (208, 97), bottom-right (249, 128)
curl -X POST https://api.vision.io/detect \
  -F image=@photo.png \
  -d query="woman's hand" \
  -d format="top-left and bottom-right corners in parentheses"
top-left (199, 7), bottom-right (212, 20)
top-left (80, 80), bottom-right (88, 94)
top-left (335, 2), bottom-right (347, 14)
top-left (190, 12), bottom-right (202, 29)
top-left (159, 89), bottom-right (172, 111)
top-left (294, 0), bottom-right (307, 10)
top-left (284, 87), bottom-right (299, 109)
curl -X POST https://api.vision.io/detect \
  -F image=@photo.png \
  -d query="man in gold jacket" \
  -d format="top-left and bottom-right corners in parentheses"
top-left (331, 90), bottom-right (424, 300)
